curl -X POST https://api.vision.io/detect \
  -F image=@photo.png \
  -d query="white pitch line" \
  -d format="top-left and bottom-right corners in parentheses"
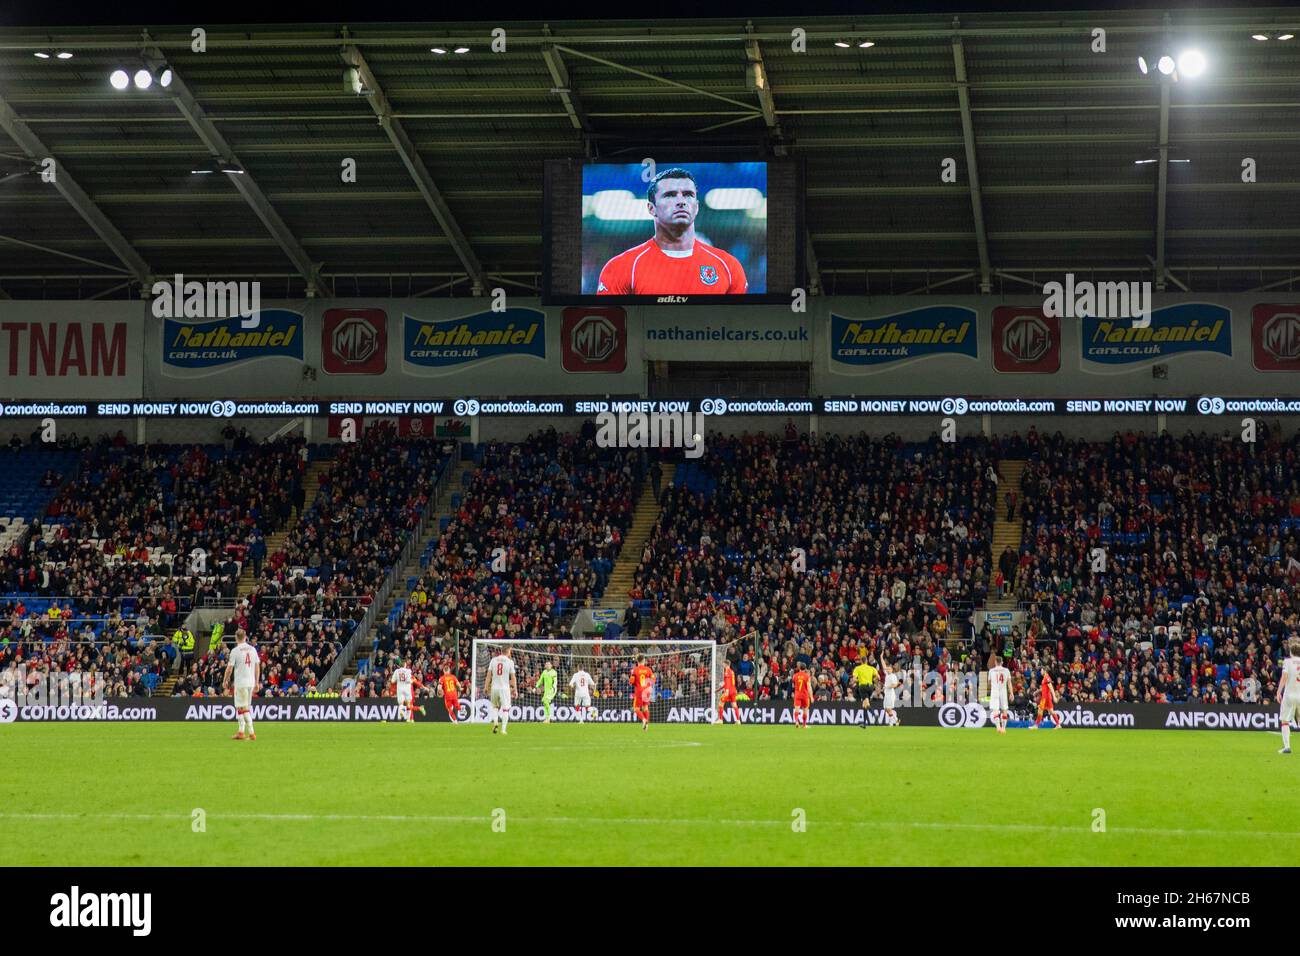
top-left (0, 811), bottom-right (1293, 840)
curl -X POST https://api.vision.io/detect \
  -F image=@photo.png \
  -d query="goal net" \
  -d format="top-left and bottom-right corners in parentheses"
top-left (471, 639), bottom-right (721, 724)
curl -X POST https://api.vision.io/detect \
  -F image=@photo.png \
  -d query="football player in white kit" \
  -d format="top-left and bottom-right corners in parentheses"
top-left (988, 654), bottom-right (1012, 735)
top-left (1275, 636), bottom-right (1300, 754)
top-left (882, 662), bottom-right (901, 727)
top-left (570, 667), bottom-right (595, 723)
top-left (388, 658), bottom-right (427, 724)
top-left (484, 645), bottom-right (518, 735)
top-left (222, 628), bottom-right (260, 741)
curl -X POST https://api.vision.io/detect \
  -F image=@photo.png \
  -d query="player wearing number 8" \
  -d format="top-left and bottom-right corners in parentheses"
top-left (569, 667), bottom-right (595, 723)
top-left (484, 645), bottom-right (518, 735)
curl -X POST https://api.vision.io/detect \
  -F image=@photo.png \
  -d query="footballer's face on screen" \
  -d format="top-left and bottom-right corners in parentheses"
top-left (649, 177), bottom-right (698, 230)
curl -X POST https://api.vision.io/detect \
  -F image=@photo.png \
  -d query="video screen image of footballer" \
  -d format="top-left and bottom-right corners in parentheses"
top-left (596, 167), bottom-right (749, 295)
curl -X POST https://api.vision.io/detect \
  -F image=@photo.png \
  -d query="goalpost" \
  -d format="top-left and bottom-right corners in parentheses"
top-left (471, 639), bottom-right (721, 724)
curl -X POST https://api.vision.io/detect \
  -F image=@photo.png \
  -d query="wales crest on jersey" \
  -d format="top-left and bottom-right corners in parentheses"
top-left (699, 265), bottom-right (719, 286)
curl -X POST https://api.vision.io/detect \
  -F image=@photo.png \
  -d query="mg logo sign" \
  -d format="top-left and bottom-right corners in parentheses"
top-left (572, 315), bottom-right (617, 363)
top-left (1262, 313), bottom-right (1300, 361)
top-left (1002, 313), bottom-right (1050, 364)
top-left (561, 307), bottom-right (626, 372)
top-left (334, 317), bottom-right (379, 365)
top-left (323, 309), bottom-right (387, 374)
top-left (991, 307), bottom-right (1059, 373)
top-left (1252, 305), bottom-right (1300, 371)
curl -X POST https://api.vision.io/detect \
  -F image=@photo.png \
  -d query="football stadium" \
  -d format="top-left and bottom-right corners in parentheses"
top-left (0, 0), bottom-right (1297, 915)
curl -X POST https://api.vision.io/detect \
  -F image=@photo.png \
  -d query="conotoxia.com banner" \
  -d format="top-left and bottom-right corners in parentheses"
top-left (0, 698), bottom-right (1284, 730)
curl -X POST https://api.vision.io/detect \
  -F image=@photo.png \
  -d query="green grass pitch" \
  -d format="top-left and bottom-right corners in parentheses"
top-left (3, 722), bottom-right (1296, 866)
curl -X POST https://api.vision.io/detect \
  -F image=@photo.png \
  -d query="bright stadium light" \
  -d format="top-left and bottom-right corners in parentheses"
top-left (1252, 34), bottom-right (1270, 41)
top-left (1279, 34), bottom-right (1296, 41)
top-left (159, 68), bottom-right (173, 88)
top-left (1177, 49), bottom-right (1207, 78)
top-left (703, 187), bottom-right (763, 211)
top-left (834, 41), bottom-right (851, 48)
top-left (109, 68), bottom-right (130, 90)
top-left (591, 189), bottom-right (653, 221)
top-left (858, 41), bottom-right (875, 48)
top-left (1137, 56), bottom-right (1148, 74)
top-left (453, 47), bottom-right (469, 54)
top-left (1157, 55), bottom-right (1176, 75)
top-left (431, 47), bottom-right (447, 54)
top-left (34, 51), bottom-right (50, 58)
top-left (133, 68), bottom-right (153, 89)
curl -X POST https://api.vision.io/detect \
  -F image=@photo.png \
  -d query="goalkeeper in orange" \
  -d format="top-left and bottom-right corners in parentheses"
top-left (630, 656), bottom-right (655, 731)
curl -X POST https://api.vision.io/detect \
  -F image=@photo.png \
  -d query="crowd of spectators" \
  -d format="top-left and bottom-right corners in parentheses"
top-left (990, 428), bottom-right (1300, 708)
top-left (626, 432), bottom-right (999, 703)
top-left (4, 434), bottom-right (307, 611)
top-left (175, 422), bottom-right (447, 697)
top-left (357, 428), bottom-right (639, 699)
top-left (7, 422), bottom-right (1299, 709)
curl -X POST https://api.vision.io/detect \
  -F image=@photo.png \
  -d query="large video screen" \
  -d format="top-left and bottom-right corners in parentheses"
top-left (544, 158), bottom-right (803, 305)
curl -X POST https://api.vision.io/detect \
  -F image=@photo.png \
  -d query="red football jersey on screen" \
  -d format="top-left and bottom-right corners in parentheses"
top-left (597, 239), bottom-right (747, 295)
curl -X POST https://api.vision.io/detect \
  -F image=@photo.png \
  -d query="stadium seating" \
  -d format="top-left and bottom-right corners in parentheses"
top-left (628, 432), bottom-right (998, 703)
top-left (176, 422), bottom-right (449, 696)
top-left (999, 429), bottom-right (1300, 707)
top-left (5, 424), bottom-right (1296, 708)
top-left (358, 428), bottom-right (640, 699)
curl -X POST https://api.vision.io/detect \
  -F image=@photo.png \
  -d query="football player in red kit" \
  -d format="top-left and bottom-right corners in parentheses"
top-left (596, 168), bottom-right (747, 296)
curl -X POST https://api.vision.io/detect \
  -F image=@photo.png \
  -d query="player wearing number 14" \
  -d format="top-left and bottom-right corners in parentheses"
top-left (438, 665), bottom-right (462, 724)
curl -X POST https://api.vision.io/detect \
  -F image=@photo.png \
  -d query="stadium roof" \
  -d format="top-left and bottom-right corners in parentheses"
top-left (1, 7), bottom-right (1299, 299)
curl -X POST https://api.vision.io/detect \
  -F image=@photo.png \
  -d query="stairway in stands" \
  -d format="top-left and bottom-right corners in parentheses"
top-left (341, 459), bottom-right (477, 684)
top-left (600, 463), bottom-right (675, 609)
top-left (985, 459), bottom-right (1027, 613)
top-left (183, 458), bottom-right (332, 672)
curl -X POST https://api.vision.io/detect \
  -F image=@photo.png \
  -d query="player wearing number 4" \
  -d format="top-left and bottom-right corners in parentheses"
top-left (223, 628), bottom-right (259, 740)
top-left (988, 655), bottom-right (1012, 735)
top-left (485, 646), bottom-right (518, 735)
top-left (1276, 636), bottom-right (1300, 754)
top-left (535, 660), bottom-right (559, 723)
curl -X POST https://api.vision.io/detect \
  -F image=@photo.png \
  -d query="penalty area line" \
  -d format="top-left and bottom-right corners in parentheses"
top-left (0, 811), bottom-right (1293, 839)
